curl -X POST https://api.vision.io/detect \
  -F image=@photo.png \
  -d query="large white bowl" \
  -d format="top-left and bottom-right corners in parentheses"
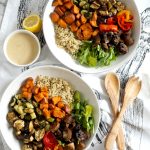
top-left (43, 0), bottom-right (141, 73)
top-left (0, 65), bottom-right (100, 150)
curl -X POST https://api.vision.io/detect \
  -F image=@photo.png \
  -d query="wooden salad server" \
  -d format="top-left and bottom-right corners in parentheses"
top-left (105, 73), bottom-right (125, 150)
top-left (105, 76), bottom-right (142, 150)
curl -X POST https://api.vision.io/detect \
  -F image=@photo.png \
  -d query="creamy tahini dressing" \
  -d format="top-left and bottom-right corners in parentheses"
top-left (6, 33), bottom-right (38, 65)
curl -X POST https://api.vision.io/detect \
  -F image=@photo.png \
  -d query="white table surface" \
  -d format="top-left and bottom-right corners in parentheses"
top-left (0, 0), bottom-right (150, 150)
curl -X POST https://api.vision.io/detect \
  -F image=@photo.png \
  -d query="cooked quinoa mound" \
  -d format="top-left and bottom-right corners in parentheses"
top-left (54, 25), bottom-right (81, 55)
top-left (35, 76), bottom-right (74, 105)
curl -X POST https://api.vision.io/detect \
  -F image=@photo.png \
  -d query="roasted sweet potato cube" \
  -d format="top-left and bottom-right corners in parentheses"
top-left (81, 15), bottom-right (87, 24)
top-left (53, 107), bottom-right (65, 118)
top-left (60, 6), bottom-right (66, 12)
top-left (64, 13), bottom-right (75, 24)
top-left (57, 19), bottom-right (67, 28)
top-left (57, 101), bottom-right (65, 109)
top-left (64, 1), bottom-right (73, 9)
top-left (76, 20), bottom-right (81, 27)
top-left (70, 23), bottom-right (78, 32)
top-left (71, 5), bottom-right (80, 14)
top-left (40, 87), bottom-right (48, 92)
top-left (34, 93), bottom-right (44, 102)
top-left (76, 13), bottom-right (81, 19)
top-left (92, 12), bottom-right (98, 21)
top-left (50, 12), bottom-right (60, 23)
top-left (90, 20), bottom-right (98, 27)
top-left (63, 0), bottom-right (70, 2)
top-left (22, 92), bottom-right (32, 100)
top-left (92, 29), bottom-right (99, 37)
top-left (52, 96), bottom-right (62, 105)
top-left (55, 6), bottom-right (64, 17)
top-left (52, 0), bottom-right (63, 7)
top-left (43, 108), bottom-right (51, 119)
top-left (40, 103), bottom-right (49, 110)
top-left (32, 86), bottom-right (40, 94)
top-left (21, 87), bottom-right (28, 92)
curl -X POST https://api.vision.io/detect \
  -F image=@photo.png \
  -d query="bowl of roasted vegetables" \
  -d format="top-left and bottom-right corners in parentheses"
top-left (0, 66), bottom-right (100, 150)
top-left (43, 0), bottom-right (140, 73)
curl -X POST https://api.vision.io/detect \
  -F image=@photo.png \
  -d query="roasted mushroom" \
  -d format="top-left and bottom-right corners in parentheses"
top-left (13, 119), bottom-right (25, 131)
top-left (7, 112), bottom-right (18, 125)
top-left (35, 129), bottom-right (45, 142)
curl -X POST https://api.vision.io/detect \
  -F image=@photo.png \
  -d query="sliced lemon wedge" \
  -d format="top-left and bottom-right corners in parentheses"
top-left (23, 14), bottom-right (42, 33)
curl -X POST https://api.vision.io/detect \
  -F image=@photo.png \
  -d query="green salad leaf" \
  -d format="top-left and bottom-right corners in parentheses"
top-left (76, 41), bottom-right (118, 67)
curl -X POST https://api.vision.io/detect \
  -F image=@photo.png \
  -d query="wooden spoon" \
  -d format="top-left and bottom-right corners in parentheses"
top-left (105, 76), bottom-right (142, 150)
top-left (105, 73), bottom-right (125, 150)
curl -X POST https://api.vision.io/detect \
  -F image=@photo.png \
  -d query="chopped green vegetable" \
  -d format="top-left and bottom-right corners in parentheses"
top-left (30, 112), bottom-right (36, 119)
top-left (76, 41), bottom-right (117, 67)
top-left (73, 91), bottom-right (81, 102)
top-left (72, 92), bottom-right (94, 132)
top-left (47, 117), bottom-right (55, 123)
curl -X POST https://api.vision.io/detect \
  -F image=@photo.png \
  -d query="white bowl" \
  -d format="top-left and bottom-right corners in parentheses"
top-left (43, 0), bottom-right (141, 74)
top-left (0, 65), bottom-right (100, 150)
top-left (3, 30), bottom-right (41, 67)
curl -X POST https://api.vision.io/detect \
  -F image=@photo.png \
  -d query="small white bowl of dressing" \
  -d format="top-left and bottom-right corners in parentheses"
top-left (3, 30), bottom-right (41, 66)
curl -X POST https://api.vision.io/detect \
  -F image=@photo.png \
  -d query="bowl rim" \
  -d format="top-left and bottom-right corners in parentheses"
top-left (43, 0), bottom-right (141, 74)
top-left (0, 65), bottom-right (101, 150)
top-left (3, 29), bottom-right (41, 67)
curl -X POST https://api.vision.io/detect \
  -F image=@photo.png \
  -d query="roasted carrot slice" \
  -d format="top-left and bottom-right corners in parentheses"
top-left (52, 96), bottom-right (62, 105)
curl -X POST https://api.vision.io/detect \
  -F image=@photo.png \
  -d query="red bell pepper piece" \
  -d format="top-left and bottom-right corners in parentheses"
top-left (107, 17), bottom-right (116, 25)
top-left (43, 131), bottom-right (58, 150)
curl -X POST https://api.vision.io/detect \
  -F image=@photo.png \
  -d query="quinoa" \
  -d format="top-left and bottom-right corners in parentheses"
top-left (35, 75), bottom-right (74, 105)
top-left (54, 25), bottom-right (82, 56)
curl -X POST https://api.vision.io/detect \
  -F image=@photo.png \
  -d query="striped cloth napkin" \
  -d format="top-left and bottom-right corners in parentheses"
top-left (1, 0), bottom-right (150, 150)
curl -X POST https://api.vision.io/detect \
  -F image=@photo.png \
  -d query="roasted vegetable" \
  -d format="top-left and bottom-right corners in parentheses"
top-left (57, 19), bottom-right (67, 28)
top-left (50, 12), bottom-right (60, 23)
top-left (52, 0), bottom-right (63, 7)
top-left (64, 13), bottom-right (75, 24)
